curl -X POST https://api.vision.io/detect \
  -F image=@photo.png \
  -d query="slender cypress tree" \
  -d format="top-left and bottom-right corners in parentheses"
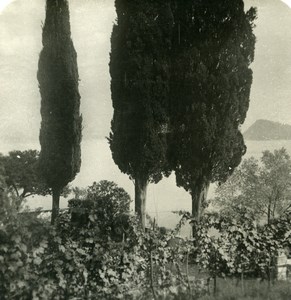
top-left (169, 0), bottom-right (256, 221)
top-left (109, 0), bottom-right (173, 230)
top-left (38, 0), bottom-right (82, 224)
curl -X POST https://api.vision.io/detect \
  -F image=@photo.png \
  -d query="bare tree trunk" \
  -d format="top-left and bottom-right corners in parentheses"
top-left (267, 202), bottom-right (271, 225)
top-left (20, 188), bottom-right (28, 198)
top-left (12, 183), bottom-right (20, 198)
top-left (51, 187), bottom-right (60, 224)
top-left (135, 177), bottom-right (148, 231)
top-left (191, 181), bottom-right (210, 223)
top-left (272, 192), bottom-right (279, 219)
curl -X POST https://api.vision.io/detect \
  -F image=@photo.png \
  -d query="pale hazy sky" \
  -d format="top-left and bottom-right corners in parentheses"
top-left (0, 0), bottom-right (291, 147)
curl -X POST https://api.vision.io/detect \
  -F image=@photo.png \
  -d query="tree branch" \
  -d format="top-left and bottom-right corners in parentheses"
top-left (23, 193), bottom-right (35, 198)
top-left (11, 183), bottom-right (19, 197)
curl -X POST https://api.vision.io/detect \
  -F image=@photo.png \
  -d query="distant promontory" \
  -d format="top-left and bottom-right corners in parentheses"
top-left (244, 120), bottom-right (291, 140)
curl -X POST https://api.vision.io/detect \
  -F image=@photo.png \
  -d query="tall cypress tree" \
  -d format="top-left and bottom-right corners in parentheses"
top-left (169, 0), bottom-right (256, 221)
top-left (38, 0), bottom-right (82, 224)
top-left (109, 0), bottom-right (173, 229)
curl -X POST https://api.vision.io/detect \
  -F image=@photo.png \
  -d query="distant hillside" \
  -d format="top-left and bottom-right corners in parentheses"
top-left (244, 120), bottom-right (291, 140)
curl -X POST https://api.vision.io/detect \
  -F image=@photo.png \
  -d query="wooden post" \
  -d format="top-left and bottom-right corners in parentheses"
top-left (150, 250), bottom-right (157, 300)
top-left (186, 249), bottom-right (192, 296)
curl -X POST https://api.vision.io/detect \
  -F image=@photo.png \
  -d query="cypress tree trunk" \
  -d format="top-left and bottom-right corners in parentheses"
top-left (191, 182), bottom-right (209, 223)
top-left (135, 177), bottom-right (148, 231)
top-left (267, 202), bottom-right (271, 224)
top-left (51, 187), bottom-right (61, 224)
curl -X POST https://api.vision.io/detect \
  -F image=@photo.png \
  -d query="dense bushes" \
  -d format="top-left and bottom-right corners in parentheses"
top-left (178, 210), bottom-right (291, 283)
top-left (1, 179), bottom-right (291, 299)
top-left (0, 183), bottom-right (50, 299)
top-left (35, 211), bottom-right (206, 299)
top-left (0, 181), bottom-right (207, 299)
top-left (69, 180), bottom-right (132, 240)
top-left (0, 213), bottom-right (204, 299)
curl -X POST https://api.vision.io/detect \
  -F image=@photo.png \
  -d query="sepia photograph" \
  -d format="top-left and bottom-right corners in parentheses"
top-left (0, 0), bottom-right (291, 298)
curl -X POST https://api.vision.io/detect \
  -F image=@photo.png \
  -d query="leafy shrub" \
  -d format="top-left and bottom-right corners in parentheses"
top-left (0, 183), bottom-right (50, 299)
top-left (178, 210), bottom-right (291, 283)
top-left (69, 180), bottom-right (132, 239)
top-left (2, 180), bottom-right (290, 299)
top-left (1, 179), bottom-right (206, 300)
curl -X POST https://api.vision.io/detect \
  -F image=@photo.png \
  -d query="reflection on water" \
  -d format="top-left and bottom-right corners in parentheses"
top-left (2, 138), bottom-right (291, 232)
top-left (244, 139), bottom-right (291, 158)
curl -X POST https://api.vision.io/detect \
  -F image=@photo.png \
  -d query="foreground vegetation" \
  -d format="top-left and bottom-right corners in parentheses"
top-left (1, 177), bottom-right (291, 299)
top-left (200, 279), bottom-right (291, 300)
top-left (1, 180), bottom-right (201, 299)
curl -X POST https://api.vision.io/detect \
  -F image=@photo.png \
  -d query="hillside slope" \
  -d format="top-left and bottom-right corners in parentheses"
top-left (244, 120), bottom-right (291, 140)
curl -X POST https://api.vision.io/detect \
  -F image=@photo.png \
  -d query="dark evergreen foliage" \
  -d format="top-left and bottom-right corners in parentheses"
top-left (110, 0), bottom-right (256, 223)
top-left (109, 0), bottom-right (173, 228)
top-left (169, 0), bottom-right (256, 219)
top-left (38, 0), bottom-right (82, 223)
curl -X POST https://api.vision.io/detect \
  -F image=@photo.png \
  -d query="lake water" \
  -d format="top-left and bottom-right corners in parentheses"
top-left (2, 138), bottom-right (291, 233)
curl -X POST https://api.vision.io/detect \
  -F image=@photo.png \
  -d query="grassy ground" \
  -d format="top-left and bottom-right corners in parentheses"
top-left (199, 278), bottom-right (291, 300)
top-left (178, 264), bottom-right (291, 299)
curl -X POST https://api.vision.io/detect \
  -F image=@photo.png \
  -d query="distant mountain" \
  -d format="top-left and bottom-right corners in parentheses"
top-left (244, 120), bottom-right (291, 140)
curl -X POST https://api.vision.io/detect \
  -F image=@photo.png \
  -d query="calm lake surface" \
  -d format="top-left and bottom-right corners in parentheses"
top-left (2, 138), bottom-right (291, 232)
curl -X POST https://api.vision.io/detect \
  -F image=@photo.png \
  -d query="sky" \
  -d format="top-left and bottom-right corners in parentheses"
top-left (0, 0), bottom-right (291, 146)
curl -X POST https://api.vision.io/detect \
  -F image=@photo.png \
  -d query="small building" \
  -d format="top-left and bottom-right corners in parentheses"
top-left (277, 251), bottom-right (291, 281)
